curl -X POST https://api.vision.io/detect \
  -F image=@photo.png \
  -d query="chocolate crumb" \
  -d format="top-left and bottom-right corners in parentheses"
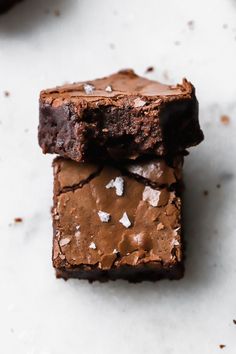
top-left (14, 217), bottom-right (23, 223)
top-left (203, 190), bottom-right (209, 196)
top-left (220, 115), bottom-right (230, 125)
top-left (233, 319), bottom-right (236, 325)
top-left (187, 20), bottom-right (194, 30)
top-left (54, 9), bottom-right (60, 17)
top-left (145, 66), bottom-right (154, 73)
top-left (216, 184), bottom-right (221, 189)
top-left (4, 91), bottom-right (10, 97)
top-left (219, 344), bottom-right (226, 349)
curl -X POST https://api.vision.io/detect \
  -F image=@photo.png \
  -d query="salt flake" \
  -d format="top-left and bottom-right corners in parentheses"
top-left (106, 176), bottom-right (124, 196)
top-left (59, 238), bottom-right (71, 247)
top-left (143, 186), bottom-right (161, 207)
top-left (119, 212), bottom-right (131, 228)
top-left (83, 83), bottom-right (95, 94)
top-left (134, 97), bottom-right (146, 108)
top-left (98, 210), bottom-right (111, 223)
top-left (105, 85), bottom-right (113, 93)
top-left (172, 239), bottom-right (180, 247)
top-left (89, 242), bottom-right (97, 250)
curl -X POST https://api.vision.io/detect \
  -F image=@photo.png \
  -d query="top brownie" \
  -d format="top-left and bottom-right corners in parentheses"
top-left (38, 69), bottom-right (203, 162)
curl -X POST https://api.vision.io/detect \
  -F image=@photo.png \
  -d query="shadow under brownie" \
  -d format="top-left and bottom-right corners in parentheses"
top-left (52, 156), bottom-right (184, 282)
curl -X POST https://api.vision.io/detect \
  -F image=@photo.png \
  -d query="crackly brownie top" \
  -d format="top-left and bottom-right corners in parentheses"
top-left (52, 157), bottom-right (182, 271)
top-left (41, 69), bottom-right (194, 106)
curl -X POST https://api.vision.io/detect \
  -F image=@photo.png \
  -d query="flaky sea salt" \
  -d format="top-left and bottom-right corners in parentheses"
top-left (106, 176), bottom-right (124, 196)
top-left (97, 210), bottom-right (111, 223)
top-left (83, 83), bottom-right (95, 94)
top-left (76, 225), bottom-right (80, 230)
top-left (59, 238), bottom-right (71, 247)
top-left (105, 85), bottom-right (113, 93)
top-left (172, 239), bottom-right (180, 247)
top-left (89, 242), bottom-right (97, 250)
top-left (142, 186), bottom-right (161, 207)
top-left (112, 249), bottom-right (118, 254)
top-left (134, 97), bottom-right (146, 108)
top-left (119, 212), bottom-right (131, 228)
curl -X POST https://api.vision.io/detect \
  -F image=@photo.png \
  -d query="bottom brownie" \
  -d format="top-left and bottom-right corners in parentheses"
top-left (52, 157), bottom-right (184, 282)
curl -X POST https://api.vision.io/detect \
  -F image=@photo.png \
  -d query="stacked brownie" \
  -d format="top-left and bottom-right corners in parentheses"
top-left (38, 69), bottom-right (203, 282)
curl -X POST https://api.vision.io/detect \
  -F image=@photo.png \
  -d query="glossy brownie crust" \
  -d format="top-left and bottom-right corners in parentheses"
top-left (52, 157), bottom-right (184, 282)
top-left (39, 69), bottom-right (203, 162)
top-left (0, 0), bottom-right (21, 13)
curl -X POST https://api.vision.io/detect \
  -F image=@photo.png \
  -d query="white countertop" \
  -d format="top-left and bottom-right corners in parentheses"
top-left (0, 1), bottom-right (236, 353)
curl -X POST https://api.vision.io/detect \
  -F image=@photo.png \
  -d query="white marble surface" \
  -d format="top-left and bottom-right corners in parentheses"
top-left (0, 0), bottom-right (236, 353)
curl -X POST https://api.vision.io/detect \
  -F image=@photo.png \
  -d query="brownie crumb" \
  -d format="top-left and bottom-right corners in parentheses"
top-left (54, 9), bottom-right (60, 17)
top-left (219, 344), bottom-right (226, 349)
top-left (145, 66), bottom-right (154, 73)
top-left (4, 91), bottom-right (10, 97)
top-left (233, 319), bottom-right (236, 325)
top-left (187, 20), bottom-right (194, 30)
top-left (220, 115), bottom-right (230, 125)
top-left (14, 217), bottom-right (23, 223)
top-left (216, 184), bottom-right (221, 189)
top-left (203, 190), bottom-right (209, 196)
top-left (174, 41), bottom-right (181, 46)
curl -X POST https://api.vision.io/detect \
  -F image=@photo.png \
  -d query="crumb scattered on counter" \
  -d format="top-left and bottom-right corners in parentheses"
top-left (220, 115), bottom-right (230, 125)
top-left (174, 41), bottom-right (181, 46)
top-left (216, 184), bottom-right (221, 189)
top-left (54, 9), bottom-right (60, 17)
top-left (4, 91), bottom-right (10, 97)
top-left (219, 344), bottom-right (226, 349)
top-left (14, 217), bottom-right (23, 223)
top-left (145, 66), bottom-right (154, 73)
top-left (233, 319), bottom-right (236, 325)
top-left (203, 190), bottom-right (209, 196)
top-left (187, 20), bottom-right (194, 30)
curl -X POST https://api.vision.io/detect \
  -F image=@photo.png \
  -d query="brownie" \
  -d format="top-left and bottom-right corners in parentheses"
top-left (38, 69), bottom-right (203, 163)
top-left (0, 0), bottom-right (21, 13)
top-left (52, 156), bottom-right (184, 282)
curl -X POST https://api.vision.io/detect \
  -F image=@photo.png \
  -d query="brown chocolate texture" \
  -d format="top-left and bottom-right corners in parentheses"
top-left (52, 157), bottom-right (184, 282)
top-left (39, 69), bottom-right (203, 162)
